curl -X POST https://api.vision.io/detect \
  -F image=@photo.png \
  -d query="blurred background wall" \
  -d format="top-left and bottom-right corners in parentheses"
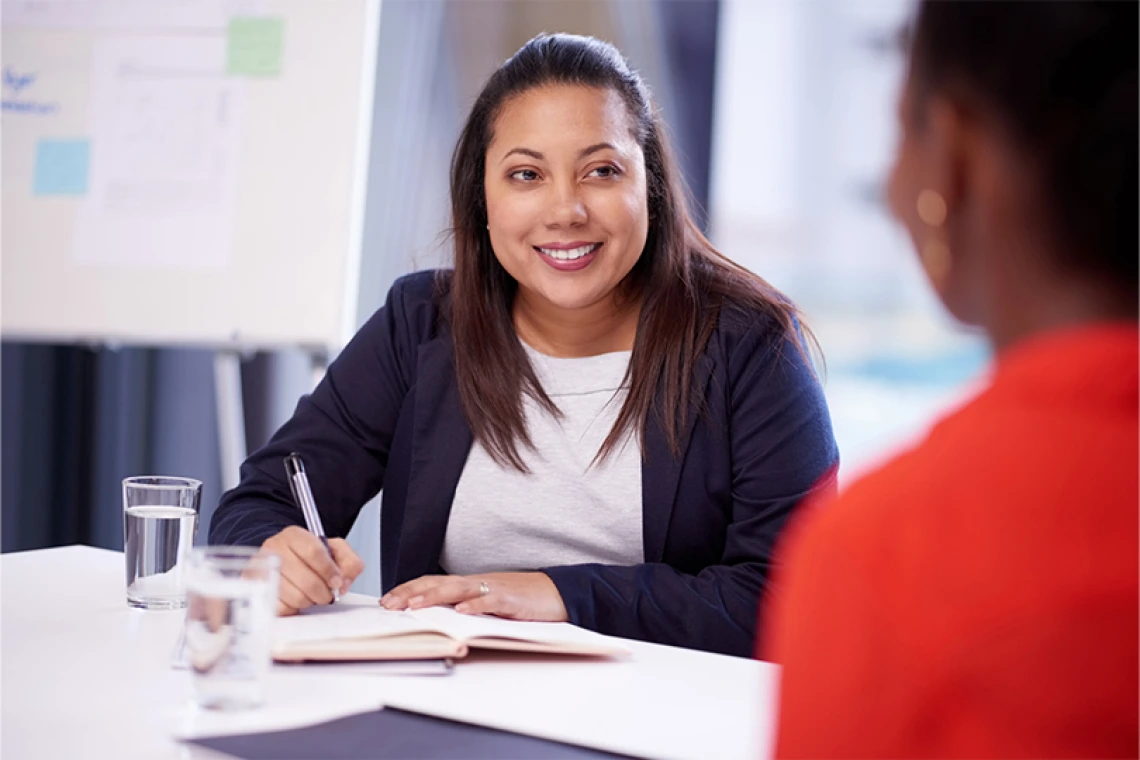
top-left (1, 0), bottom-right (985, 594)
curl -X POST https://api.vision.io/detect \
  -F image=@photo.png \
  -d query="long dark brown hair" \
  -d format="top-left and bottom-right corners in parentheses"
top-left (444, 33), bottom-right (811, 471)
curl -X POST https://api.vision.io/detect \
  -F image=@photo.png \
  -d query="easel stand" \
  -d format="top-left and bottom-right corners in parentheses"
top-left (213, 349), bottom-right (329, 493)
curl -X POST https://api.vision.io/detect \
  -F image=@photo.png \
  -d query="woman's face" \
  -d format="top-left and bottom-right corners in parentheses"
top-left (484, 84), bottom-right (649, 315)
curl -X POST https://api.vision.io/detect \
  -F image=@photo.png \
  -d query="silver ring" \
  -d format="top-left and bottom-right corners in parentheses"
top-left (478, 581), bottom-right (490, 596)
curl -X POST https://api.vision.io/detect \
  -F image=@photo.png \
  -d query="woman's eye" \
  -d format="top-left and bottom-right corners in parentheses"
top-left (589, 165), bottom-right (621, 179)
top-left (510, 169), bottom-right (539, 181)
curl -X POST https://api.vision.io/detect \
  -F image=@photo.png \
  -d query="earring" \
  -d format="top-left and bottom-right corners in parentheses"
top-left (916, 189), bottom-right (951, 284)
top-left (916, 189), bottom-right (947, 227)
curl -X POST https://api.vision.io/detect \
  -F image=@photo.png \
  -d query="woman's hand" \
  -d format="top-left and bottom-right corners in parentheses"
top-left (260, 526), bottom-right (364, 616)
top-left (380, 572), bottom-right (568, 623)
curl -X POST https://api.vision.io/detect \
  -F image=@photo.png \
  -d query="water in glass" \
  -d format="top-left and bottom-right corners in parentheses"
top-left (185, 552), bottom-right (279, 710)
top-left (125, 505), bottom-right (197, 609)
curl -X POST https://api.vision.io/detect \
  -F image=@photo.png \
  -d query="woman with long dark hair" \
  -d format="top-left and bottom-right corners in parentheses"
top-left (766, 1), bottom-right (1137, 753)
top-left (212, 33), bottom-right (837, 656)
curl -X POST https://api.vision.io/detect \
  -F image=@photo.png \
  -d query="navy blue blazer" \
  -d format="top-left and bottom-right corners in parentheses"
top-left (211, 270), bottom-right (838, 657)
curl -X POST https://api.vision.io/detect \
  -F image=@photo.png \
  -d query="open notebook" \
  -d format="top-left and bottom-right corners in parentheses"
top-left (273, 605), bottom-right (631, 662)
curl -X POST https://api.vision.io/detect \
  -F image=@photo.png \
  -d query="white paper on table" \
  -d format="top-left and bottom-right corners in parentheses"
top-left (73, 35), bottom-right (243, 270)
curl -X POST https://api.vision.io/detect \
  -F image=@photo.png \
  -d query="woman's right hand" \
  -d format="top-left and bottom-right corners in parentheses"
top-left (260, 526), bottom-right (364, 616)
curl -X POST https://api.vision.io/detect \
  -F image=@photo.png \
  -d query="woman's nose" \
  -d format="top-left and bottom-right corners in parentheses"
top-left (544, 182), bottom-right (588, 227)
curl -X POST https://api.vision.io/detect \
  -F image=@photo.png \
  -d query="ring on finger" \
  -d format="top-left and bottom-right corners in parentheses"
top-left (478, 581), bottom-right (490, 596)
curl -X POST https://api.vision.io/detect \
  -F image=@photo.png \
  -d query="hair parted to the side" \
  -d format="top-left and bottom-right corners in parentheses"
top-left (442, 32), bottom-right (813, 471)
top-left (910, 1), bottom-right (1138, 296)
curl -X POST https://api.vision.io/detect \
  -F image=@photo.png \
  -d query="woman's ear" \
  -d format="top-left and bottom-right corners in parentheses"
top-left (918, 93), bottom-right (1003, 326)
top-left (920, 95), bottom-right (973, 215)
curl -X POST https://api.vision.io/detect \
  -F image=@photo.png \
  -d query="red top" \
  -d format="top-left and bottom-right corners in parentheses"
top-left (764, 324), bottom-right (1139, 759)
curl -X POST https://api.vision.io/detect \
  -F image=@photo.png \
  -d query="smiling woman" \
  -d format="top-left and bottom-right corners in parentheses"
top-left (210, 33), bottom-right (839, 657)
top-left (486, 86), bottom-right (648, 315)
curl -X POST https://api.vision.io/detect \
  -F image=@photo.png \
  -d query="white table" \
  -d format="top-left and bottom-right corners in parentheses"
top-left (0, 546), bottom-right (778, 759)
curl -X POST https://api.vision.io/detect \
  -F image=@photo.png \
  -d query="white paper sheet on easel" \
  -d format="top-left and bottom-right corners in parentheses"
top-left (1, 0), bottom-right (269, 30)
top-left (73, 35), bottom-right (242, 270)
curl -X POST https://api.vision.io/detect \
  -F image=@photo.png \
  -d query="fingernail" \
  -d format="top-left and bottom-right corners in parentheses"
top-left (455, 603), bottom-right (469, 613)
top-left (408, 595), bottom-right (423, 608)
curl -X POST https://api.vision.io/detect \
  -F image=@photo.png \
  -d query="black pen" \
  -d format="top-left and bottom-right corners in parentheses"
top-left (284, 452), bottom-right (341, 602)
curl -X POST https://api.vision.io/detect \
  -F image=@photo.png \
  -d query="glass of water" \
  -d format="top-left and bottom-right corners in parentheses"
top-left (184, 547), bottom-right (280, 710)
top-left (122, 476), bottom-right (202, 609)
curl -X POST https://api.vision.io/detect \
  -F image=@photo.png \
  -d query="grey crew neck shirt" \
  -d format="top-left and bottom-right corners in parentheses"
top-left (440, 343), bottom-right (644, 576)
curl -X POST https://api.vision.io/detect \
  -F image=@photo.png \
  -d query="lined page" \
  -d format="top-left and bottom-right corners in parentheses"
top-left (409, 606), bottom-right (630, 653)
top-left (274, 607), bottom-right (432, 645)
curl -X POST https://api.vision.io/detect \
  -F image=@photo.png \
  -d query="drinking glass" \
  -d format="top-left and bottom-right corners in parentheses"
top-left (184, 547), bottom-right (281, 710)
top-left (122, 476), bottom-right (202, 609)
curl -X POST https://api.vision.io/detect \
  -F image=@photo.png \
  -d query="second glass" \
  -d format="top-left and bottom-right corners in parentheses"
top-left (184, 547), bottom-right (281, 710)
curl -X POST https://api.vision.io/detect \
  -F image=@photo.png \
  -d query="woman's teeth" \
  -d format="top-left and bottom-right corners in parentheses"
top-left (538, 243), bottom-right (599, 261)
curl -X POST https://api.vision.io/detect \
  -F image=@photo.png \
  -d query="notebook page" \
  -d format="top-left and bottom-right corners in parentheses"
top-left (408, 606), bottom-right (630, 652)
top-left (274, 607), bottom-right (434, 645)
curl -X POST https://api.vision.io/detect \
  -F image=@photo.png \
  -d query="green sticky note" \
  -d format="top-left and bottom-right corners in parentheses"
top-left (227, 17), bottom-right (284, 76)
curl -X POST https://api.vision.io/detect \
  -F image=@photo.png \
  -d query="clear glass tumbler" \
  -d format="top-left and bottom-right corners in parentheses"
top-left (184, 547), bottom-right (281, 710)
top-left (122, 476), bottom-right (202, 609)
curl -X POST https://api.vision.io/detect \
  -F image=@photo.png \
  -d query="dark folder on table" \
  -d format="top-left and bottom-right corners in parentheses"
top-left (185, 706), bottom-right (644, 759)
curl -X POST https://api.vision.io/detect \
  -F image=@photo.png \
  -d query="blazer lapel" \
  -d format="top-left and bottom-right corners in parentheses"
top-left (641, 354), bottom-right (713, 563)
top-left (396, 335), bottom-right (473, 583)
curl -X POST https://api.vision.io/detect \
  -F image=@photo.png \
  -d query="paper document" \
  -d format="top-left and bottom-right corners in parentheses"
top-left (73, 35), bottom-right (243, 270)
top-left (2, 0), bottom-right (269, 30)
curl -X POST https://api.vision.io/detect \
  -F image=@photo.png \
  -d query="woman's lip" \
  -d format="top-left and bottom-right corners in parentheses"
top-left (533, 241), bottom-right (600, 250)
top-left (535, 244), bottom-right (600, 272)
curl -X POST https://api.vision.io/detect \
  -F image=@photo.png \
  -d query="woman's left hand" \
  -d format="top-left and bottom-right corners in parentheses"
top-left (379, 572), bottom-right (568, 622)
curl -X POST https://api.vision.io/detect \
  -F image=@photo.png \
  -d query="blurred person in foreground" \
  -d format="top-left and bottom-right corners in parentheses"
top-left (764, 1), bottom-right (1138, 757)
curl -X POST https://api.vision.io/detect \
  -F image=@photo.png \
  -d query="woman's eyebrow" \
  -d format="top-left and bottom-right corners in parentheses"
top-left (499, 142), bottom-right (618, 164)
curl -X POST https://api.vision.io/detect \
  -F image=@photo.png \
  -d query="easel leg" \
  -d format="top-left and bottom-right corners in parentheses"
top-left (214, 351), bottom-right (247, 493)
top-left (309, 352), bottom-right (328, 391)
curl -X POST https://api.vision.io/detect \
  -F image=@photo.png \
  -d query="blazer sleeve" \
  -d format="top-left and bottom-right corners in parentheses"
top-left (208, 275), bottom-right (424, 547)
top-left (543, 315), bottom-right (839, 657)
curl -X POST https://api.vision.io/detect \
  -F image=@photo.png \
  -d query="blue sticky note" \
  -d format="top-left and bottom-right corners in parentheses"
top-left (33, 139), bottom-right (90, 195)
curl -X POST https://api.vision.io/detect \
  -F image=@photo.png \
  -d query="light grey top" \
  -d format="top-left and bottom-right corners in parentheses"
top-left (440, 343), bottom-right (644, 576)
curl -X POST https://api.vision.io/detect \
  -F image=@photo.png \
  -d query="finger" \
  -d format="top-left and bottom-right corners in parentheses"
top-left (328, 539), bottom-right (364, 591)
top-left (407, 576), bottom-right (484, 609)
top-left (262, 529), bottom-right (337, 604)
top-left (381, 575), bottom-right (444, 609)
top-left (284, 527), bottom-right (344, 591)
top-left (279, 548), bottom-right (336, 606)
top-left (263, 536), bottom-right (325, 606)
top-left (278, 573), bottom-right (313, 611)
top-left (276, 600), bottom-right (299, 617)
